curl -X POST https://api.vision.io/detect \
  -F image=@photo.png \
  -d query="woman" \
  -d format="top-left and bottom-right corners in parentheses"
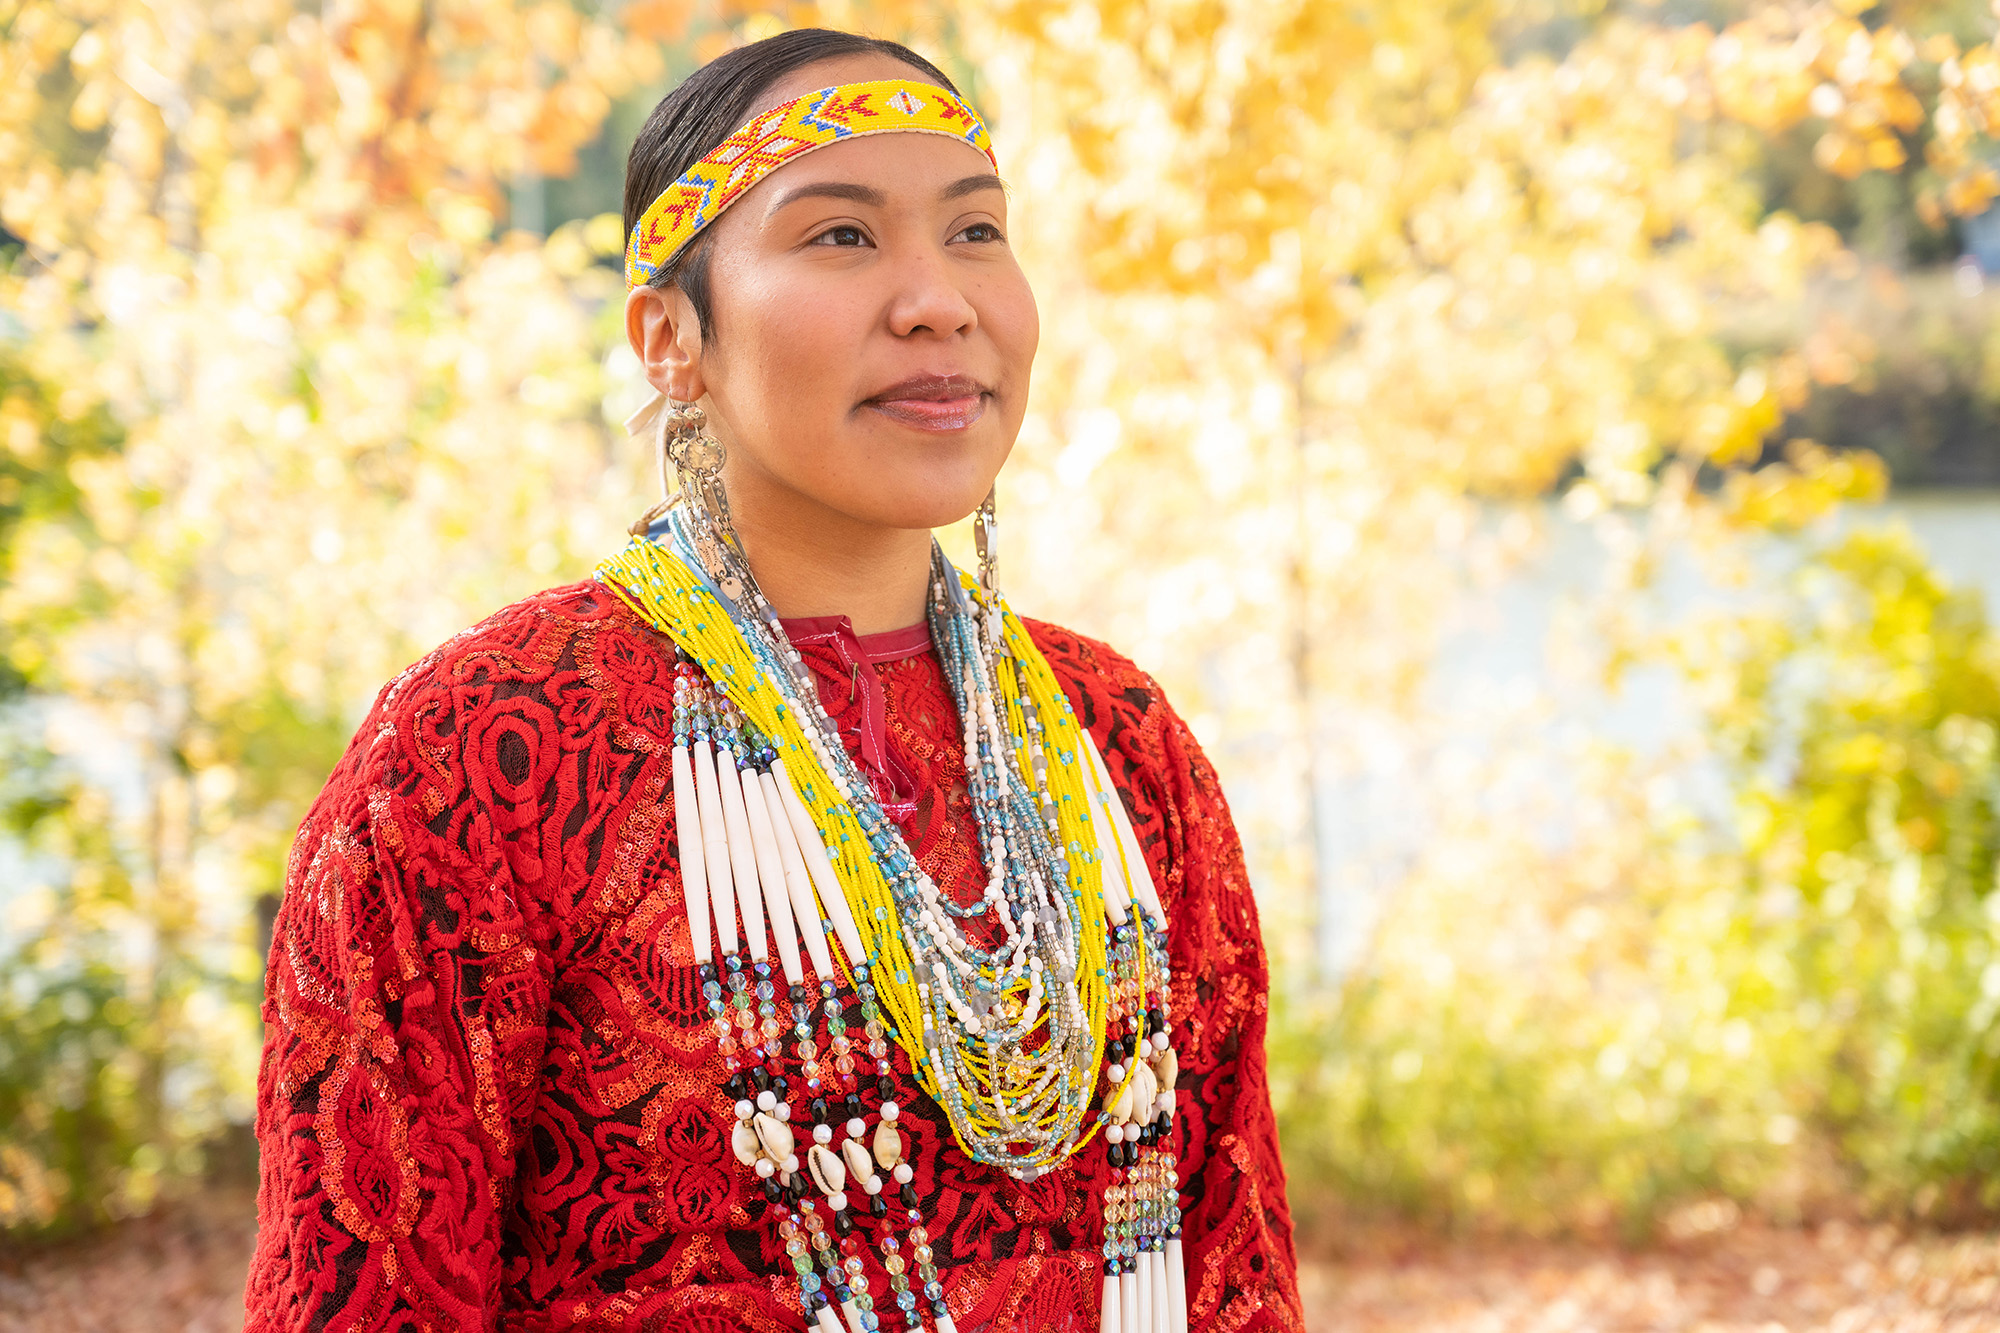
top-left (244, 28), bottom-right (1299, 1333)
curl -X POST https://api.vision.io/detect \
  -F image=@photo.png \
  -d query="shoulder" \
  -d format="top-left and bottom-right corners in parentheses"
top-left (314, 580), bottom-right (679, 837)
top-left (283, 580), bottom-right (683, 944)
top-left (369, 579), bottom-right (676, 753)
top-left (1020, 615), bottom-right (1218, 828)
top-left (1019, 617), bottom-right (1244, 917)
top-left (1022, 617), bottom-right (1155, 701)
top-left (392, 579), bottom-right (642, 697)
top-left (1021, 616), bottom-right (1177, 759)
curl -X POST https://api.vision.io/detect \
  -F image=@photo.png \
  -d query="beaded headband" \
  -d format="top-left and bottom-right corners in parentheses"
top-left (624, 78), bottom-right (998, 288)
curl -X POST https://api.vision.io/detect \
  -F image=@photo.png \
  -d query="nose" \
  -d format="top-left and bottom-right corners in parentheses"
top-left (886, 240), bottom-right (978, 340)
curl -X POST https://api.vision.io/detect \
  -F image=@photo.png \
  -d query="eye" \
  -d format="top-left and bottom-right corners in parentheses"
top-left (810, 224), bottom-right (871, 247)
top-left (953, 222), bottom-right (1005, 244)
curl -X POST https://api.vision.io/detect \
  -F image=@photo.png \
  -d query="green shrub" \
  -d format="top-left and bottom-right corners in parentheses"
top-left (1276, 526), bottom-right (2000, 1238)
top-left (0, 743), bottom-right (157, 1234)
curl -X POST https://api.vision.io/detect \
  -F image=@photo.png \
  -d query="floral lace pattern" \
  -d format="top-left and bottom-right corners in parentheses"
top-left (244, 582), bottom-right (1301, 1332)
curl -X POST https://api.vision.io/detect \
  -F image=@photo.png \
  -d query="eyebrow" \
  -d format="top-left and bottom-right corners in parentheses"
top-left (940, 173), bottom-right (1006, 201)
top-left (765, 173), bottom-right (1007, 218)
top-left (766, 181), bottom-right (887, 216)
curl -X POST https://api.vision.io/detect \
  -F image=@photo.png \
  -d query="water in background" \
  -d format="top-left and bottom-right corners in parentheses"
top-left (1309, 491), bottom-right (2000, 978)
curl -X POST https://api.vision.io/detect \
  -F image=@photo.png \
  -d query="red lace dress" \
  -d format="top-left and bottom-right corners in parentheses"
top-left (243, 582), bottom-right (1301, 1333)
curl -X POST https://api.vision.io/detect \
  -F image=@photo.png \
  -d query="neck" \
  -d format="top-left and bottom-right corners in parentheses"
top-left (719, 476), bottom-right (932, 638)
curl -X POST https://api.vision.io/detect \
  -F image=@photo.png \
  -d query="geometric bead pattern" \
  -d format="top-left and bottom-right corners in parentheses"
top-left (625, 79), bottom-right (998, 287)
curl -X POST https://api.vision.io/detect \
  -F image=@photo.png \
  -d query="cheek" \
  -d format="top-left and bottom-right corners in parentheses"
top-left (987, 276), bottom-right (1041, 382)
top-left (714, 269), bottom-right (867, 433)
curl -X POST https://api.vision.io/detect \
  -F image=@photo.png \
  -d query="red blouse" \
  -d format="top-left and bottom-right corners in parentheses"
top-left (243, 582), bottom-right (1301, 1332)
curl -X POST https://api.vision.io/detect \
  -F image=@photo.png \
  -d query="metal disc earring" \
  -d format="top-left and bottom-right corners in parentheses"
top-left (662, 400), bottom-right (750, 602)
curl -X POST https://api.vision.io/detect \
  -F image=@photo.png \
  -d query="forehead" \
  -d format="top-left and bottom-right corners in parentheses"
top-left (750, 131), bottom-right (1000, 203)
top-left (745, 52), bottom-right (944, 115)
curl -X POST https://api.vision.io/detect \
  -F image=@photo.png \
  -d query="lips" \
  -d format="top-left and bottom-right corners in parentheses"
top-left (863, 373), bottom-right (991, 432)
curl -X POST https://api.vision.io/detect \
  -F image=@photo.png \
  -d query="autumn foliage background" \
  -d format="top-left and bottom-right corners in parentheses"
top-left (5, 0), bottom-right (2000, 1247)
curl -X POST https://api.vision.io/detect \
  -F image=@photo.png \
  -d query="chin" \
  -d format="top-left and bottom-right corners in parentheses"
top-left (850, 492), bottom-right (992, 532)
top-left (831, 449), bottom-right (1007, 532)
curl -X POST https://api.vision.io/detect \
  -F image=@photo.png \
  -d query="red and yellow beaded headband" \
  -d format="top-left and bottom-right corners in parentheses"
top-left (625, 78), bottom-right (998, 289)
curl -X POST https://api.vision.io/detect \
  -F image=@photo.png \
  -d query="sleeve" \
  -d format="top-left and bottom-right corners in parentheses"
top-left (1140, 705), bottom-right (1303, 1332)
top-left (243, 659), bottom-right (553, 1333)
top-left (1031, 621), bottom-right (1305, 1333)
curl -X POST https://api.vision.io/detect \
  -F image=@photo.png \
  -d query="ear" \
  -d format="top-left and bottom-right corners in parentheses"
top-left (625, 284), bottom-right (707, 403)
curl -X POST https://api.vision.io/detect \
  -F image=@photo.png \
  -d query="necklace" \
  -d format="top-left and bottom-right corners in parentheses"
top-left (597, 509), bottom-right (1189, 1333)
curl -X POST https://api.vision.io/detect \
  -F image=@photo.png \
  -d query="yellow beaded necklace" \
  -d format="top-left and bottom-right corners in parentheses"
top-left (598, 539), bottom-right (1137, 1162)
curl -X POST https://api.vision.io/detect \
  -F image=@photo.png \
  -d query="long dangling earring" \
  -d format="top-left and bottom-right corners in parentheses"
top-left (660, 399), bottom-right (756, 603)
top-left (624, 391), bottom-right (733, 530)
top-left (973, 486), bottom-right (1002, 645)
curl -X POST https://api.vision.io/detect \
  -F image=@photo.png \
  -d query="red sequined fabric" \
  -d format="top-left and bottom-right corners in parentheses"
top-left (244, 582), bottom-right (1301, 1333)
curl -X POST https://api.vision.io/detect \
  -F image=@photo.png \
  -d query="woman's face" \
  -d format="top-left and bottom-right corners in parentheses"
top-left (629, 54), bottom-right (1039, 535)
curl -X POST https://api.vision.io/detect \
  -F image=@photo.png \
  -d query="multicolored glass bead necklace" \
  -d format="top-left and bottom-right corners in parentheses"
top-left (596, 497), bottom-right (1189, 1333)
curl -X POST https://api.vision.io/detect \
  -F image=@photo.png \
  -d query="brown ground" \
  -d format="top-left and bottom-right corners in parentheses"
top-left (1302, 1222), bottom-right (2000, 1332)
top-left (1, 1191), bottom-right (1995, 1332)
top-left (0, 1190), bottom-right (255, 1333)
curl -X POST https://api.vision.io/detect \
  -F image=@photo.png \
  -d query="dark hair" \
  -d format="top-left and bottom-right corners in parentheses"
top-left (623, 29), bottom-right (961, 342)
